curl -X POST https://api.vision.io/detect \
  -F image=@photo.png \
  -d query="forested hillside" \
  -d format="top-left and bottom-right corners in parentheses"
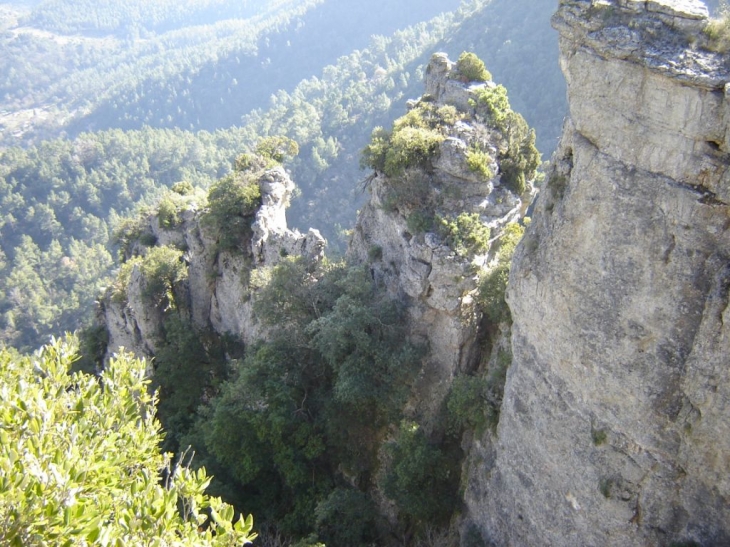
top-left (0, 0), bottom-right (565, 352)
top-left (0, 0), bottom-right (462, 144)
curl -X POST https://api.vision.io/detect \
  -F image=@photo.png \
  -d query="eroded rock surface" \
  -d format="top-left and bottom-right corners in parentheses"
top-left (104, 166), bottom-right (325, 359)
top-left (350, 53), bottom-right (533, 426)
top-left (467, 1), bottom-right (730, 545)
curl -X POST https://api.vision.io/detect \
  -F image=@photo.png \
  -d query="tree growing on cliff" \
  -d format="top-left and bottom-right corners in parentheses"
top-left (0, 337), bottom-right (256, 546)
top-left (454, 51), bottom-right (492, 82)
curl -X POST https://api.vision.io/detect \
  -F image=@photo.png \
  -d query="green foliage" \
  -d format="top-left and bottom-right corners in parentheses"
top-left (0, 337), bottom-right (256, 546)
top-left (407, 210), bottom-right (436, 234)
top-left (704, 5), bottom-right (730, 52)
top-left (153, 316), bottom-right (231, 453)
top-left (436, 212), bottom-right (491, 257)
top-left (447, 349), bottom-right (511, 434)
top-left (252, 256), bottom-right (341, 330)
top-left (256, 136), bottom-right (300, 165)
top-left (138, 245), bottom-right (188, 306)
top-left (201, 336), bottom-right (331, 536)
top-left (362, 102), bottom-right (463, 178)
top-left (204, 171), bottom-right (262, 252)
top-left (157, 195), bottom-right (181, 229)
top-left (599, 477), bottom-right (614, 499)
top-left (368, 244), bottom-right (383, 262)
top-left (196, 262), bottom-right (423, 539)
top-left (499, 114), bottom-right (540, 195)
top-left (381, 421), bottom-right (460, 523)
top-left (447, 375), bottom-right (488, 433)
top-left (466, 146), bottom-right (495, 180)
top-left (479, 263), bottom-right (511, 323)
top-left (308, 267), bottom-right (422, 420)
top-left (472, 85), bottom-right (540, 194)
top-left (110, 256), bottom-right (142, 304)
top-left (473, 85), bottom-right (511, 129)
top-left (591, 427), bottom-right (608, 446)
top-left (172, 180), bottom-right (195, 195)
top-left (75, 323), bottom-right (109, 374)
top-left (384, 126), bottom-right (444, 178)
top-left (455, 51), bottom-right (492, 82)
top-left (112, 214), bottom-right (152, 260)
top-left (484, 349), bottom-right (512, 429)
top-left (360, 126), bottom-right (391, 173)
top-left (314, 488), bottom-right (379, 546)
top-left (478, 222), bottom-right (525, 324)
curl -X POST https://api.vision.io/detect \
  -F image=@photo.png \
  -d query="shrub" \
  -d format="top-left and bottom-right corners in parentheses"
top-left (591, 427), bottom-right (608, 446)
top-left (407, 210), bottom-right (435, 234)
top-left (472, 86), bottom-right (540, 195)
top-left (599, 477), bottom-right (614, 499)
top-left (437, 212), bottom-right (491, 256)
top-left (110, 256), bottom-right (142, 304)
top-left (314, 488), bottom-right (378, 546)
top-left (204, 171), bottom-right (262, 252)
top-left (139, 245), bottom-right (187, 306)
top-left (256, 136), bottom-right (299, 165)
top-left (455, 51), bottom-right (492, 82)
top-left (473, 85), bottom-right (511, 129)
top-left (384, 126), bottom-right (444, 178)
top-left (447, 375), bottom-right (488, 433)
top-left (0, 338), bottom-right (256, 546)
top-left (111, 213), bottom-right (148, 260)
top-left (704, 2), bottom-right (730, 52)
top-left (485, 349), bottom-right (512, 429)
top-left (381, 421), bottom-right (460, 523)
top-left (361, 103), bottom-right (460, 177)
top-left (499, 113), bottom-right (540, 195)
top-left (477, 223), bottom-right (525, 323)
top-left (157, 195), bottom-right (180, 229)
top-left (368, 244), bottom-right (383, 262)
top-left (139, 232), bottom-right (158, 246)
top-left (360, 126), bottom-right (391, 173)
top-left (466, 146), bottom-right (495, 180)
top-left (171, 180), bottom-right (195, 195)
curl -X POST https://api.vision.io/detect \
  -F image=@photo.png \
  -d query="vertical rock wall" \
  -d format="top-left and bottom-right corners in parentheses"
top-left (469, 1), bottom-right (730, 545)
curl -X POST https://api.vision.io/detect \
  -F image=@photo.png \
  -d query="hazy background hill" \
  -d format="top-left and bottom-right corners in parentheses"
top-left (0, 0), bottom-right (567, 350)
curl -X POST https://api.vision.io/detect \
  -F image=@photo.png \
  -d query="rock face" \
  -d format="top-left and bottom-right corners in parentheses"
top-left (467, 1), bottom-right (730, 545)
top-left (349, 53), bottom-right (532, 424)
top-left (103, 166), bottom-right (325, 360)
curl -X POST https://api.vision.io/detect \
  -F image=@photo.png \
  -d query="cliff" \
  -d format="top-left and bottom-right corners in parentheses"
top-left (99, 52), bottom-right (538, 543)
top-left (103, 165), bottom-right (325, 362)
top-left (349, 52), bottom-right (536, 426)
top-left (466, 1), bottom-right (730, 545)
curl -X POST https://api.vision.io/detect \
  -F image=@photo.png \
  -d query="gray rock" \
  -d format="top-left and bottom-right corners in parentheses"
top-left (349, 53), bottom-right (533, 433)
top-left (104, 166), bottom-right (324, 358)
top-left (467, 1), bottom-right (730, 545)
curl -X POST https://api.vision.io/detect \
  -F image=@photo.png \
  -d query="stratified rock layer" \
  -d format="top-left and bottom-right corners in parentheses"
top-left (469, 1), bottom-right (730, 545)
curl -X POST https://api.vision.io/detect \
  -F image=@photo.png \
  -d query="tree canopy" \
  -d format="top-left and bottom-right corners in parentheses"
top-left (0, 337), bottom-right (256, 546)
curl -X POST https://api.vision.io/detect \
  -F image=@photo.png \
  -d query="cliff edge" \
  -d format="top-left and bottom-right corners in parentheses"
top-left (469, 1), bottom-right (730, 545)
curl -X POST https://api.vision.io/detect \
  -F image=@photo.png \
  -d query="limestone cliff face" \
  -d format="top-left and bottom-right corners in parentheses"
top-left (103, 166), bottom-right (325, 361)
top-left (349, 53), bottom-right (533, 425)
top-left (468, 1), bottom-right (730, 545)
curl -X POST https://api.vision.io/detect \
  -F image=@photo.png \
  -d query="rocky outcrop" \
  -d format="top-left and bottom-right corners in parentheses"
top-left (103, 166), bottom-right (325, 360)
top-left (466, 1), bottom-right (730, 545)
top-left (349, 52), bottom-right (534, 426)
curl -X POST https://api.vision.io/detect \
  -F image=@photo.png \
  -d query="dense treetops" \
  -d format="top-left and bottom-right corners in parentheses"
top-left (0, 0), bottom-right (562, 351)
top-left (0, 337), bottom-right (256, 546)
